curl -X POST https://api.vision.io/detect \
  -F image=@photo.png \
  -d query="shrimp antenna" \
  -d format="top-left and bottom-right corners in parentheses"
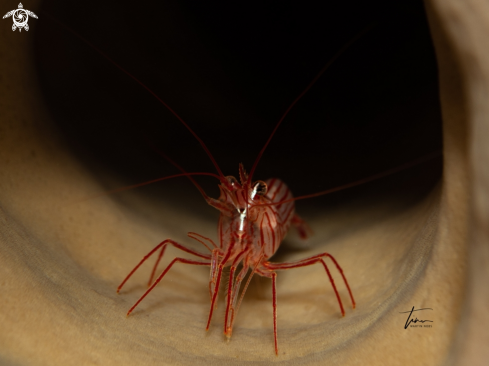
top-left (142, 135), bottom-right (227, 200)
top-left (258, 151), bottom-right (442, 208)
top-left (75, 172), bottom-right (223, 203)
top-left (43, 11), bottom-right (225, 179)
top-left (248, 24), bottom-right (374, 184)
top-left (73, 139), bottom-right (225, 202)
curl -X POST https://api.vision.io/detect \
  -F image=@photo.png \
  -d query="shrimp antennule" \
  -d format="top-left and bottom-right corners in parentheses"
top-left (248, 25), bottom-right (374, 184)
top-left (43, 11), bottom-right (226, 179)
top-left (256, 151), bottom-right (442, 208)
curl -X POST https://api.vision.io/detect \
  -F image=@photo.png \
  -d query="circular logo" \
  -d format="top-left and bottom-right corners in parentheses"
top-left (12, 9), bottom-right (28, 28)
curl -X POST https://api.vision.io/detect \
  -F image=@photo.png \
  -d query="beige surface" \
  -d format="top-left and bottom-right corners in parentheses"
top-left (0, 0), bottom-right (488, 365)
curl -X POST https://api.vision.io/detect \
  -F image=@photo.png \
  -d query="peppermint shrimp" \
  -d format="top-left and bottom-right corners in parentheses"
top-left (104, 29), bottom-right (375, 355)
top-left (117, 163), bottom-right (355, 355)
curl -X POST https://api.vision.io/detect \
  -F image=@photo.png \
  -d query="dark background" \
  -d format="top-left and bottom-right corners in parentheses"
top-left (34, 0), bottom-right (442, 213)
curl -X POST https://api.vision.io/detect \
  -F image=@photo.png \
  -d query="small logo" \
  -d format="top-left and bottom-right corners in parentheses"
top-left (3, 3), bottom-right (38, 32)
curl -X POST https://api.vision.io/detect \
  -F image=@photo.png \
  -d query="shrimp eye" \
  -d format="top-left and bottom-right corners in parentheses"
top-left (253, 181), bottom-right (268, 197)
top-left (226, 176), bottom-right (239, 189)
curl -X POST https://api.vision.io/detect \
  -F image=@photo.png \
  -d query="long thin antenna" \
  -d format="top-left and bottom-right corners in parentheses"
top-left (143, 136), bottom-right (225, 200)
top-left (43, 11), bottom-right (225, 179)
top-left (76, 172), bottom-right (222, 203)
top-left (257, 151), bottom-right (441, 207)
top-left (248, 25), bottom-right (374, 183)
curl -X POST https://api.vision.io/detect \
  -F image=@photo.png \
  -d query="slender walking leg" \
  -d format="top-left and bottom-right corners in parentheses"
top-left (272, 272), bottom-right (278, 356)
top-left (127, 257), bottom-right (210, 316)
top-left (117, 239), bottom-right (211, 293)
top-left (265, 252), bottom-right (355, 316)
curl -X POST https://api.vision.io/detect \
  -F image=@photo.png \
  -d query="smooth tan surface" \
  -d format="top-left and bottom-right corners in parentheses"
top-left (426, 0), bottom-right (489, 364)
top-left (0, 0), bottom-right (488, 365)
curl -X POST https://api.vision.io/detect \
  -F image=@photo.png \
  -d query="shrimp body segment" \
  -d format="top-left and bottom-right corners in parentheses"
top-left (117, 163), bottom-right (355, 355)
top-left (216, 168), bottom-right (294, 266)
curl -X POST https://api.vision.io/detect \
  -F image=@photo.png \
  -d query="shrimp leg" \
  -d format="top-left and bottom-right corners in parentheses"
top-left (261, 253), bottom-right (355, 356)
top-left (265, 252), bottom-right (355, 316)
top-left (117, 239), bottom-right (211, 293)
top-left (272, 272), bottom-right (278, 355)
top-left (224, 250), bottom-right (249, 337)
top-left (126, 257), bottom-right (210, 316)
top-left (291, 214), bottom-right (313, 239)
top-left (225, 264), bottom-right (249, 338)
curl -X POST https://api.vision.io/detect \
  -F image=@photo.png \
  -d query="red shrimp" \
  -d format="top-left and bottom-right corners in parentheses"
top-left (116, 161), bottom-right (355, 355)
top-left (112, 33), bottom-right (366, 356)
